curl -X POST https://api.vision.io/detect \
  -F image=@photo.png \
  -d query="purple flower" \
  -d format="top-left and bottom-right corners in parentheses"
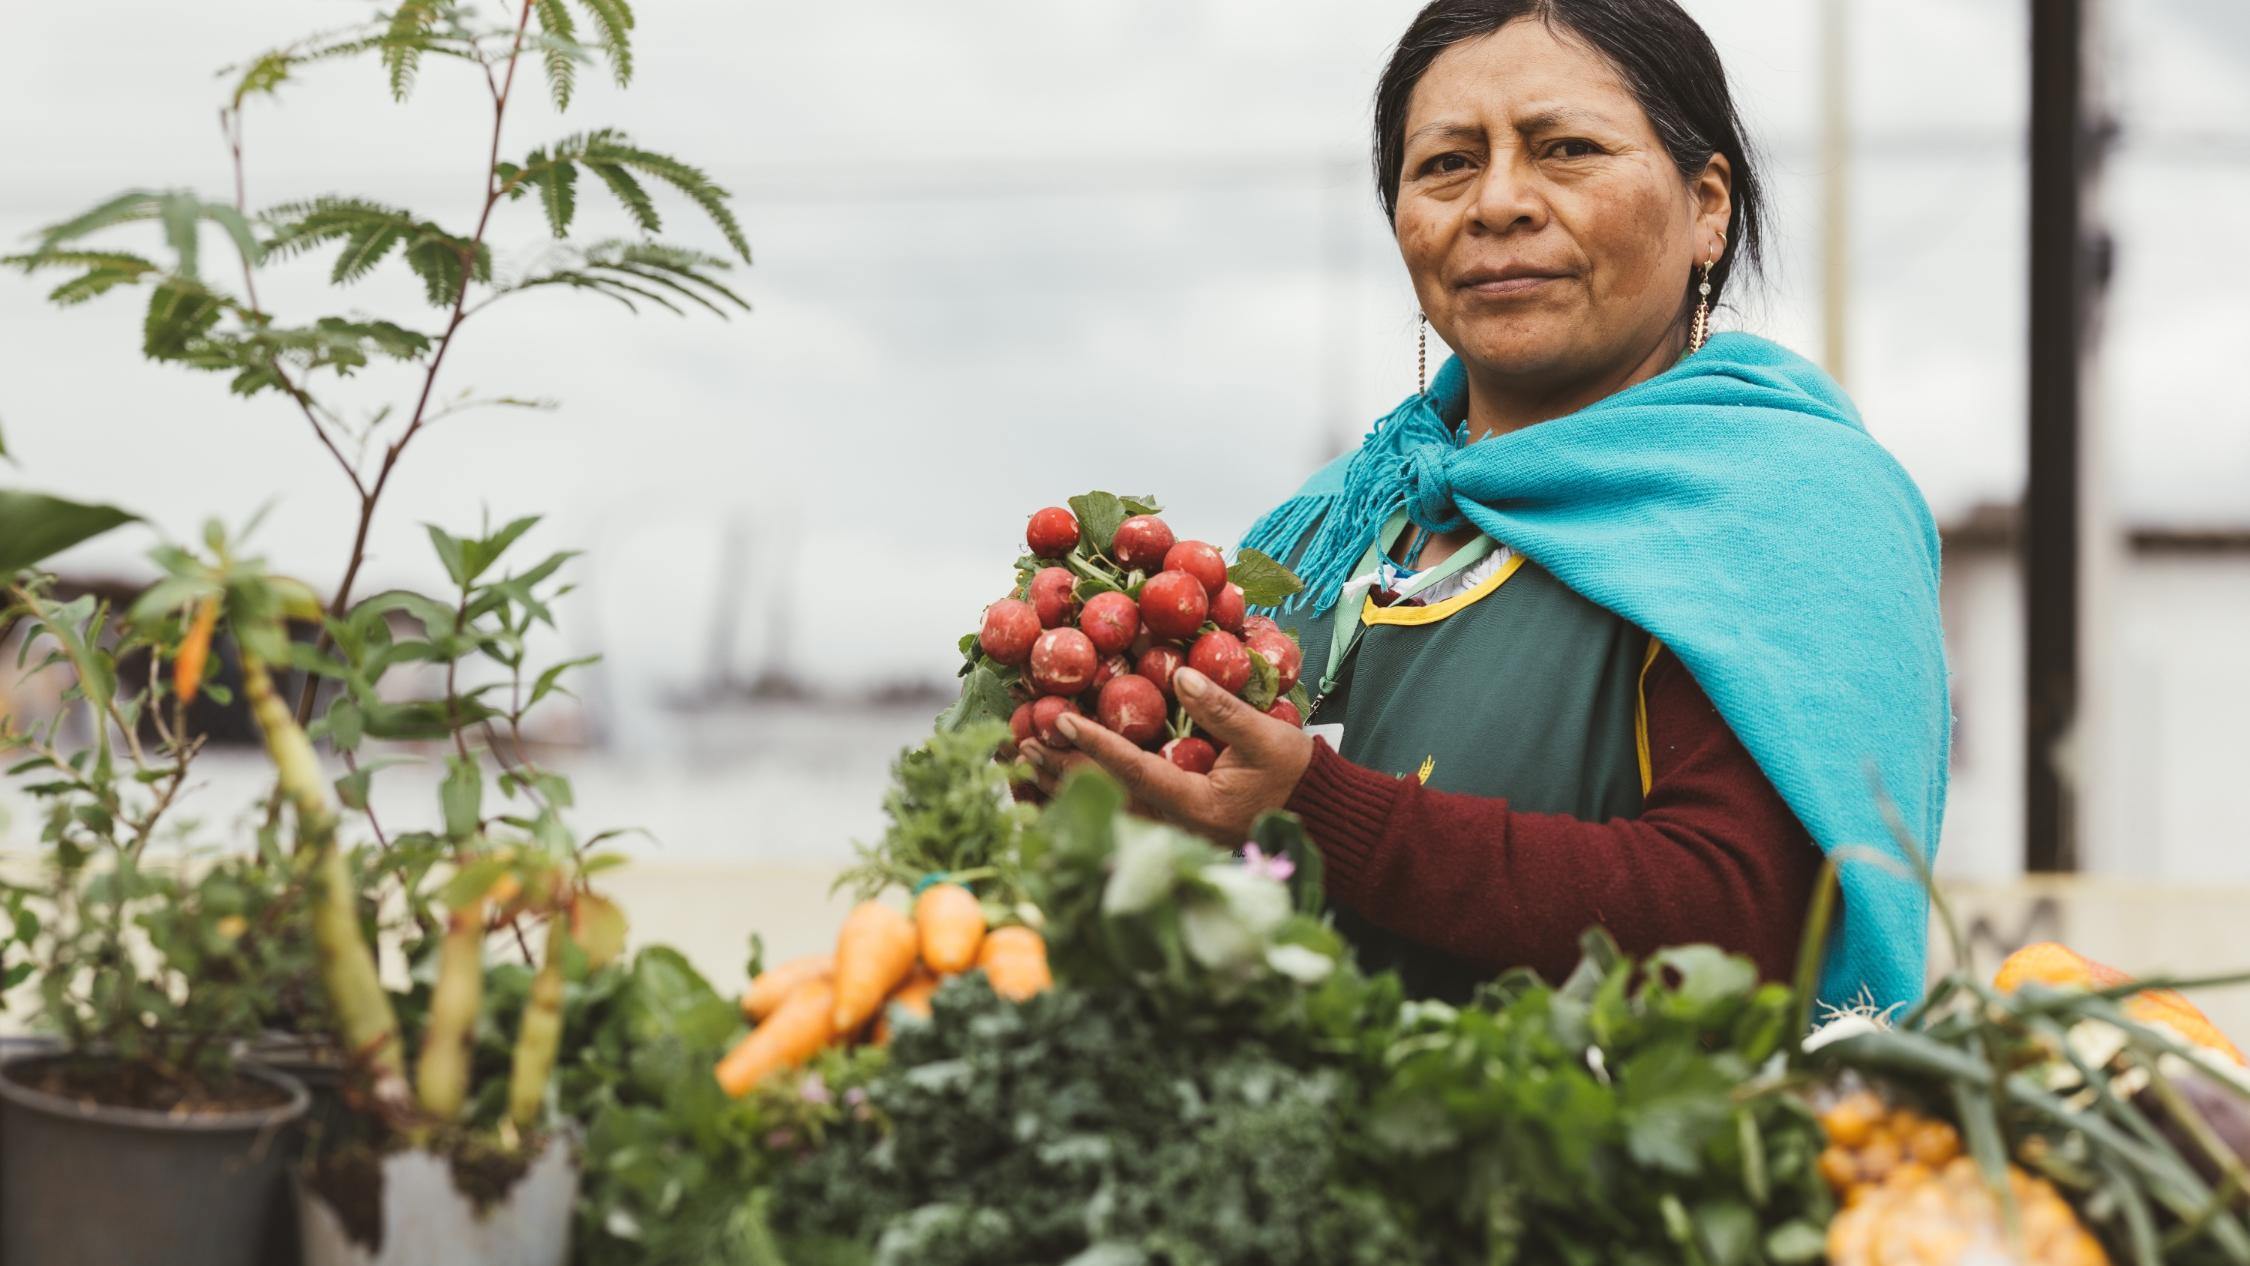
top-left (1240, 843), bottom-right (1295, 883)
top-left (843, 1087), bottom-right (868, 1108)
top-left (764, 1128), bottom-right (799, 1151)
top-left (796, 1072), bottom-right (832, 1106)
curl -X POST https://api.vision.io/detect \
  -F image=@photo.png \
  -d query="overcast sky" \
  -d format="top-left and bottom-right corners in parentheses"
top-left (2, 1), bottom-right (2245, 710)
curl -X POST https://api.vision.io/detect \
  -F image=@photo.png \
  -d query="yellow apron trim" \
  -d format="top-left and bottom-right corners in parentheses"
top-left (1359, 553), bottom-right (1526, 628)
top-left (1634, 635), bottom-right (1663, 797)
top-left (1415, 755), bottom-right (1436, 784)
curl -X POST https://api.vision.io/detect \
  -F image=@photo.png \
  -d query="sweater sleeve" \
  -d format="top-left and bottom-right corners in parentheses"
top-left (1281, 648), bottom-right (1823, 985)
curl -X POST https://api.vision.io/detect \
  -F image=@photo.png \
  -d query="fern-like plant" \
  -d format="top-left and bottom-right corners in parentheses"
top-left (6, 0), bottom-right (747, 695)
top-left (4, 0), bottom-right (748, 1178)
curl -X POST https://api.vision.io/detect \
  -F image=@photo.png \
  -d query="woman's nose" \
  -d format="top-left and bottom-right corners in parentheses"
top-left (1467, 153), bottom-right (1545, 235)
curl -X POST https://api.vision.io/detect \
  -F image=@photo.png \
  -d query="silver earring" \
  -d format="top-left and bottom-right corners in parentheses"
top-left (1687, 259), bottom-right (1714, 355)
top-left (1417, 312), bottom-right (1428, 395)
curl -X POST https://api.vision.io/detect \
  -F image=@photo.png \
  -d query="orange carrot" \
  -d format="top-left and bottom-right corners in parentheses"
top-left (832, 901), bottom-right (920, 1033)
top-left (913, 883), bottom-right (987, 974)
top-left (741, 953), bottom-right (834, 1021)
top-left (715, 979), bottom-right (836, 1098)
top-left (977, 925), bottom-right (1051, 1001)
top-left (873, 971), bottom-right (940, 1045)
top-left (175, 597), bottom-right (219, 704)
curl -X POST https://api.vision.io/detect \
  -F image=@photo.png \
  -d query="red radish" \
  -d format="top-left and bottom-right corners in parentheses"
top-left (1163, 540), bottom-right (1227, 596)
top-left (1089, 653), bottom-right (1128, 694)
top-left (1127, 626), bottom-right (1153, 658)
top-left (1187, 630), bottom-right (1251, 695)
top-left (1162, 736), bottom-right (1217, 774)
top-left (1135, 644), bottom-right (1186, 701)
top-left (1029, 567), bottom-right (1077, 628)
top-left (1096, 674), bottom-right (1167, 746)
top-left (1138, 570), bottom-right (1209, 640)
top-left (1245, 627), bottom-right (1303, 694)
top-left (1029, 627), bottom-right (1098, 696)
top-left (1027, 506), bottom-right (1080, 558)
top-left (978, 599), bottom-right (1040, 665)
top-left (1078, 591), bottom-right (1140, 655)
top-left (1264, 697), bottom-right (1303, 728)
top-left (1008, 701), bottom-right (1036, 746)
top-left (1210, 583), bottom-right (1247, 635)
top-left (1112, 515), bottom-right (1175, 570)
top-left (1030, 695), bottom-right (1081, 747)
top-left (1243, 614), bottom-right (1280, 639)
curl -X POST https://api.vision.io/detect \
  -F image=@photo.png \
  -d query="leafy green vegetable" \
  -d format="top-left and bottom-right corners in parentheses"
top-left (767, 976), bottom-right (1421, 1266)
top-left (1363, 929), bottom-right (1834, 1266)
top-left (936, 661), bottom-right (1014, 732)
top-left (1066, 491), bottom-right (1128, 554)
top-left (833, 724), bottom-right (1039, 908)
top-left (1226, 547), bottom-right (1303, 608)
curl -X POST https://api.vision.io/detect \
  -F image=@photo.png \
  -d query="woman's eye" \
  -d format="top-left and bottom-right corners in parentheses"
top-left (1419, 153), bottom-right (1473, 177)
top-left (1548, 138), bottom-right (1599, 159)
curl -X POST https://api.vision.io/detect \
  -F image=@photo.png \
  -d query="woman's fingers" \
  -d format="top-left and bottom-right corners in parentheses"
top-left (1018, 740), bottom-right (1072, 796)
top-left (1173, 668), bottom-right (1280, 752)
top-left (1054, 713), bottom-right (1206, 819)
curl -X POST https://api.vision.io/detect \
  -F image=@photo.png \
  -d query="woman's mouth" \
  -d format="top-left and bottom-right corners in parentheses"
top-left (1456, 270), bottom-right (1569, 297)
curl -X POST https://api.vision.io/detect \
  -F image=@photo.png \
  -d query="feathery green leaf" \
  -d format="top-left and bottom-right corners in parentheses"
top-left (382, 0), bottom-right (443, 101)
top-left (332, 222), bottom-right (407, 284)
top-left (201, 202), bottom-right (262, 269)
top-left (590, 136), bottom-right (750, 262)
top-left (29, 191), bottom-right (166, 252)
top-left (228, 52), bottom-right (293, 106)
top-left (575, 0), bottom-right (634, 85)
top-left (532, 0), bottom-right (580, 110)
top-left (504, 130), bottom-right (750, 262)
top-left (142, 278), bottom-right (228, 361)
top-left (261, 197), bottom-right (483, 304)
top-left (1, 251), bottom-right (162, 307)
top-left (497, 239), bottom-right (748, 319)
top-left (584, 161), bottom-right (660, 233)
top-left (533, 157), bottom-right (578, 238)
top-left (158, 193), bottom-right (203, 278)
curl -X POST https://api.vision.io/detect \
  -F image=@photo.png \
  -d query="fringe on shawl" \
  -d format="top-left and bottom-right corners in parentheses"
top-left (1237, 364), bottom-right (1466, 617)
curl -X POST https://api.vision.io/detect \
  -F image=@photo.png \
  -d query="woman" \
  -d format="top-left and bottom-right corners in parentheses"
top-left (1024, 0), bottom-right (1949, 1012)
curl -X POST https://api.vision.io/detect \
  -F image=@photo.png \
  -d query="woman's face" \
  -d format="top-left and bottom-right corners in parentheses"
top-left (1394, 19), bottom-right (1732, 394)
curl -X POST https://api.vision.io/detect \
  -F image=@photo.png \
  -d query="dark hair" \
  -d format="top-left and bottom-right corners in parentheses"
top-left (1373, 0), bottom-right (1765, 309)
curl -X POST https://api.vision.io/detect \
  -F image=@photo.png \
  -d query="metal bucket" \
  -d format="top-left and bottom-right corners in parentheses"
top-left (296, 1133), bottom-right (579, 1266)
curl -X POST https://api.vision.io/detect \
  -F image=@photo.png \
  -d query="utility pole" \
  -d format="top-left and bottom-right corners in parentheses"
top-left (1817, 0), bottom-right (1851, 386)
top-left (2024, 0), bottom-right (2113, 873)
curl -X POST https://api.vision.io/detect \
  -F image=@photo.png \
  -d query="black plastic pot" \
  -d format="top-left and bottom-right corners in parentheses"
top-left (240, 1032), bottom-right (350, 1266)
top-left (0, 1051), bottom-right (309, 1266)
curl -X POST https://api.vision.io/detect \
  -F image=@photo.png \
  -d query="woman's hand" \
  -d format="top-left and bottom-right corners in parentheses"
top-left (1018, 667), bottom-right (1316, 846)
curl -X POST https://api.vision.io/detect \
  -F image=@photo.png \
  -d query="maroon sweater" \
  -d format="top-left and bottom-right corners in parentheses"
top-left (1283, 648), bottom-right (1821, 986)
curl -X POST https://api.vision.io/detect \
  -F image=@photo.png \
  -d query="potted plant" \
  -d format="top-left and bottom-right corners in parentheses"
top-left (4, 0), bottom-right (749, 1258)
top-left (166, 521), bottom-right (627, 1266)
top-left (0, 556), bottom-right (316, 1266)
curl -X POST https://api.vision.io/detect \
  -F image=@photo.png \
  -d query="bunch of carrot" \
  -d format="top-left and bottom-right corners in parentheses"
top-left (714, 883), bottom-right (1052, 1098)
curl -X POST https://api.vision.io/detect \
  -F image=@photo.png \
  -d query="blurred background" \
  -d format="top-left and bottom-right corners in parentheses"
top-left (1, 3), bottom-right (2245, 997)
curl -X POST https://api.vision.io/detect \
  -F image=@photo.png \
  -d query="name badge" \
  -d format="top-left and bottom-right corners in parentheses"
top-left (1304, 721), bottom-right (1346, 751)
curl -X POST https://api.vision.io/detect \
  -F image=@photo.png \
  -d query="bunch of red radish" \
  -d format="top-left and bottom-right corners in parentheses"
top-left (977, 504), bottom-right (1305, 773)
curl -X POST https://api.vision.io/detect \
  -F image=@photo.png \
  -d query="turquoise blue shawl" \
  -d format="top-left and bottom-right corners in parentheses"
top-left (1241, 332), bottom-right (1950, 1011)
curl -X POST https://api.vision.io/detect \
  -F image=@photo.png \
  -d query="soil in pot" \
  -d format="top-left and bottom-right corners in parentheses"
top-left (298, 1132), bottom-right (579, 1266)
top-left (0, 1051), bottom-right (309, 1266)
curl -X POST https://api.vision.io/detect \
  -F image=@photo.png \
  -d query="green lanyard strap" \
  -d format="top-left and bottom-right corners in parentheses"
top-left (1315, 510), bottom-right (1496, 702)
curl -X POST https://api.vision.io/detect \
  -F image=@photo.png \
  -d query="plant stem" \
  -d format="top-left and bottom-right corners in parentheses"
top-left (414, 896), bottom-right (486, 1122)
top-left (242, 650), bottom-right (411, 1111)
top-left (293, 0), bottom-right (538, 725)
top-left (505, 913), bottom-right (567, 1134)
top-left (220, 105), bottom-right (366, 501)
